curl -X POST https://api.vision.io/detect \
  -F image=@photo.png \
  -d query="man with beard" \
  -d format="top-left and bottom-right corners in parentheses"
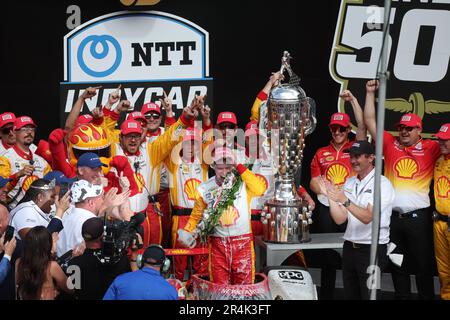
top-left (364, 80), bottom-right (441, 300)
top-left (0, 116), bottom-right (51, 209)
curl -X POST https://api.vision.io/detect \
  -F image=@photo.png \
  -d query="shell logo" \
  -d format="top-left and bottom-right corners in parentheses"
top-left (326, 163), bottom-right (349, 185)
top-left (184, 178), bottom-right (202, 201)
top-left (394, 157), bottom-right (419, 179)
top-left (436, 176), bottom-right (450, 198)
top-left (219, 206), bottom-right (240, 227)
top-left (255, 174), bottom-right (269, 191)
top-left (21, 175), bottom-right (38, 192)
top-left (134, 172), bottom-right (145, 193)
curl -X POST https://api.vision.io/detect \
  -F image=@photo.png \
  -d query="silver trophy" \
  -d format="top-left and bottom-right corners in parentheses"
top-left (261, 51), bottom-right (316, 243)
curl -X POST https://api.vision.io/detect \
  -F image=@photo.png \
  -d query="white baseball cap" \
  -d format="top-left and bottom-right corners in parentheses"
top-left (70, 180), bottom-right (103, 203)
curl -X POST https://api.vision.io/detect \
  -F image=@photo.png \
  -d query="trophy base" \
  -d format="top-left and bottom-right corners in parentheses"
top-left (260, 199), bottom-right (312, 244)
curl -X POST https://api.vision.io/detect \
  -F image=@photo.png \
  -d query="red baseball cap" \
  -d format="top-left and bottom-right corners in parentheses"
top-left (216, 112), bottom-right (237, 125)
top-left (141, 102), bottom-right (161, 115)
top-left (127, 111), bottom-right (146, 122)
top-left (120, 120), bottom-right (142, 136)
top-left (13, 116), bottom-right (37, 130)
top-left (396, 113), bottom-right (422, 129)
top-left (433, 123), bottom-right (450, 140)
top-left (183, 127), bottom-right (202, 143)
top-left (76, 114), bottom-right (93, 126)
top-left (0, 112), bottom-right (16, 128)
top-left (329, 112), bottom-right (350, 127)
top-left (245, 120), bottom-right (259, 136)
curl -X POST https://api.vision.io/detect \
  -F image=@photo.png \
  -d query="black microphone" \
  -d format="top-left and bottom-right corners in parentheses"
top-left (133, 162), bottom-right (140, 172)
top-left (29, 160), bottom-right (35, 166)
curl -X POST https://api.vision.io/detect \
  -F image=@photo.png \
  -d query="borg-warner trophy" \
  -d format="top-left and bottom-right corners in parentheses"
top-left (261, 51), bottom-right (317, 243)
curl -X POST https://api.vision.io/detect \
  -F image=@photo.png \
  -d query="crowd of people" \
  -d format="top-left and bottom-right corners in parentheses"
top-left (0, 73), bottom-right (448, 300)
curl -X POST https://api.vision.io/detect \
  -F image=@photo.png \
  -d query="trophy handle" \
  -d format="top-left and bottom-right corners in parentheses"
top-left (304, 97), bottom-right (317, 136)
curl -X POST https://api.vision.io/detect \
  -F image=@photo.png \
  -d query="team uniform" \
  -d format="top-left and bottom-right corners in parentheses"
top-left (341, 168), bottom-right (395, 299)
top-left (114, 117), bottom-right (190, 247)
top-left (184, 164), bottom-right (265, 285)
top-left (165, 154), bottom-right (209, 280)
top-left (0, 146), bottom-right (51, 208)
top-left (432, 153), bottom-right (450, 299)
top-left (383, 131), bottom-right (441, 299)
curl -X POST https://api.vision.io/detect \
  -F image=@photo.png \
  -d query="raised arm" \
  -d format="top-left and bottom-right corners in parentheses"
top-left (250, 71), bottom-right (283, 122)
top-left (340, 89), bottom-right (367, 140)
top-left (64, 86), bottom-right (101, 132)
top-left (363, 80), bottom-right (379, 140)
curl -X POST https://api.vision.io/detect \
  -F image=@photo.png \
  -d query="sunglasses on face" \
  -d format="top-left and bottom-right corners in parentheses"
top-left (145, 113), bottom-right (161, 120)
top-left (397, 126), bottom-right (417, 132)
top-left (329, 125), bottom-right (347, 133)
top-left (1, 127), bottom-right (12, 135)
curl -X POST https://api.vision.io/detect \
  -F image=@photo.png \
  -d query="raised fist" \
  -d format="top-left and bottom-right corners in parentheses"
top-left (48, 128), bottom-right (67, 145)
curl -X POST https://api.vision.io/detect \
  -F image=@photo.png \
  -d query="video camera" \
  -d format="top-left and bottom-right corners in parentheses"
top-left (95, 212), bottom-right (145, 265)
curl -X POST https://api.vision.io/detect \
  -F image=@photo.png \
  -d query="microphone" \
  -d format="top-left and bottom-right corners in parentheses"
top-left (29, 160), bottom-right (35, 166)
top-left (133, 162), bottom-right (140, 172)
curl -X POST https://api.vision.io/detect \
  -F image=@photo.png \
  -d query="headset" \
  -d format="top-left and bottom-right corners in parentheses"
top-left (136, 244), bottom-right (171, 274)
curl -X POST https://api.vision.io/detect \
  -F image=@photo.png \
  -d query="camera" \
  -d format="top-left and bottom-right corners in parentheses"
top-left (95, 213), bottom-right (145, 265)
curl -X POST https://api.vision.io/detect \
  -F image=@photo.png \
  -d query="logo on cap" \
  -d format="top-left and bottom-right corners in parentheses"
top-left (440, 125), bottom-right (448, 133)
top-left (221, 113), bottom-right (232, 119)
top-left (353, 143), bottom-right (360, 148)
top-left (21, 117), bottom-right (31, 123)
top-left (401, 115), bottom-right (411, 122)
top-left (128, 122), bottom-right (138, 129)
top-left (334, 114), bottom-right (344, 121)
top-left (2, 115), bottom-right (12, 121)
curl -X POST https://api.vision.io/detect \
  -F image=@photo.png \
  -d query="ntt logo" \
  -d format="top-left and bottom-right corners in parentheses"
top-left (77, 35), bottom-right (122, 78)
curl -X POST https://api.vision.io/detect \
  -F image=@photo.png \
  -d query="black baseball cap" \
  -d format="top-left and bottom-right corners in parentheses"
top-left (142, 245), bottom-right (165, 265)
top-left (81, 217), bottom-right (104, 241)
top-left (344, 140), bottom-right (374, 155)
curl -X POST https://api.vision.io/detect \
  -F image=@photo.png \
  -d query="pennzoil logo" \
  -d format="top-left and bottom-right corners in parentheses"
top-left (184, 178), bottom-right (202, 201)
top-left (219, 206), bottom-right (240, 227)
top-left (394, 157), bottom-right (419, 179)
top-left (436, 176), bottom-right (450, 198)
top-left (330, 1), bottom-right (450, 138)
top-left (326, 163), bottom-right (349, 185)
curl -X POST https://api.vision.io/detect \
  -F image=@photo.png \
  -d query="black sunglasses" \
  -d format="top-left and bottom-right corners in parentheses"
top-left (397, 126), bottom-right (418, 132)
top-left (145, 113), bottom-right (161, 120)
top-left (1, 127), bottom-right (12, 135)
top-left (329, 125), bottom-right (348, 133)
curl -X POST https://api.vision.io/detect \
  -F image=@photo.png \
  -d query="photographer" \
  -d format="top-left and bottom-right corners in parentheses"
top-left (103, 244), bottom-right (177, 300)
top-left (67, 217), bottom-right (139, 300)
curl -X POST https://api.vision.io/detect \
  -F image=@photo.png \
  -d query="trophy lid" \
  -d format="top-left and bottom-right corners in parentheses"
top-left (269, 84), bottom-right (306, 103)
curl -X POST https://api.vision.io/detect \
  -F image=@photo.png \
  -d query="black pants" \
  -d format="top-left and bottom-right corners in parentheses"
top-left (389, 207), bottom-right (436, 300)
top-left (303, 202), bottom-right (347, 300)
top-left (342, 241), bottom-right (388, 300)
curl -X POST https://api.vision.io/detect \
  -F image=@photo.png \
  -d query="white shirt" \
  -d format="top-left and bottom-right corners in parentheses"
top-left (342, 168), bottom-right (395, 244)
top-left (56, 207), bottom-right (95, 257)
top-left (9, 201), bottom-right (52, 240)
top-left (197, 176), bottom-right (251, 237)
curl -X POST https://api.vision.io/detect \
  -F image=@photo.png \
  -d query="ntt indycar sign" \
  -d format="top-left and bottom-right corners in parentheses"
top-left (60, 11), bottom-right (212, 117)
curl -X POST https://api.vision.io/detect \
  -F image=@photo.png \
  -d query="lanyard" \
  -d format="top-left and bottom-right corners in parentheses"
top-left (354, 174), bottom-right (374, 198)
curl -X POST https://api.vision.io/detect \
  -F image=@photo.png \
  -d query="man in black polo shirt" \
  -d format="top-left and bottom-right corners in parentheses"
top-left (67, 217), bottom-right (132, 300)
